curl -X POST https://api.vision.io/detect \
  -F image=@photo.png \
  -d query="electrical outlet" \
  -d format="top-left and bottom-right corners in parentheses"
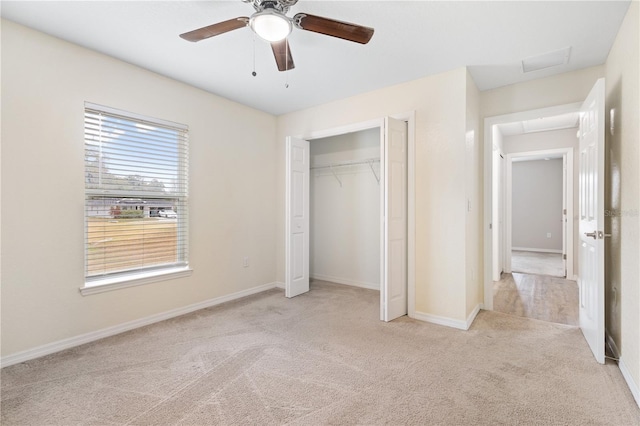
top-left (547, 233), bottom-right (552, 238)
top-left (243, 257), bottom-right (250, 268)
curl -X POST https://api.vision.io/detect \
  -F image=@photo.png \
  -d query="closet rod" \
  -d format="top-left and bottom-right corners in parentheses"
top-left (310, 158), bottom-right (380, 170)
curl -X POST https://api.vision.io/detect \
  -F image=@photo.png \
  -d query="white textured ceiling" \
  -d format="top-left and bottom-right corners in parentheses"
top-left (1, 1), bottom-right (631, 115)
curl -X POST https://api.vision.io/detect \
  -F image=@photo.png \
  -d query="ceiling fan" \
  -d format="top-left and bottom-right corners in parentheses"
top-left (179, 0), bottom-right (375, 72)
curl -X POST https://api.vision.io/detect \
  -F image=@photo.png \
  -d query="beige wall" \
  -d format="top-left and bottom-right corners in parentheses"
top-left (481, 66), bottom-right (605, 118)
top-left (1, 20), bottom-right (279, 357)
top-left (277, 67), bottom-right (477, 322)
top-left (604, 0), bottom-right (639, 393)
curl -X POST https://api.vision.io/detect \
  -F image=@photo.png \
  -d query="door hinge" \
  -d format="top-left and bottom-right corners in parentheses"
top-left (563, 254), bottom-right (567, 260)
top-left (563, 208), bottom-right (567, 215)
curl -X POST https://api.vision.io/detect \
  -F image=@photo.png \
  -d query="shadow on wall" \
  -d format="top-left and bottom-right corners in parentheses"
top-left (604, 76), bottom-right (622, 350)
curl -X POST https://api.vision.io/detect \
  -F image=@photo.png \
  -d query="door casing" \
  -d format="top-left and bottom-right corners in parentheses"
top-left (285, 112), bottom-right (416, 320)
top-left (504, 147), bottom-right (574, 278)
top-left (483, 102), bottom-right (582, 310)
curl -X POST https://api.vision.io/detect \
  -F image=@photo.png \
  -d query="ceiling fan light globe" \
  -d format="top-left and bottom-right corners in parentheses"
top-left (250, 10), bottom-right (292, 42)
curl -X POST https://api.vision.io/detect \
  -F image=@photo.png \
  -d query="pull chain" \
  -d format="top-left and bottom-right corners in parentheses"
top-left (285, 40), bottom-right (290, 88)
top-left (251, 35), bottom-right (257, 77)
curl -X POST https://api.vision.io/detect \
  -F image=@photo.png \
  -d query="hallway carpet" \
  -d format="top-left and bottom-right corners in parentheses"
top-left (493, 272), bottom-right (579, 326)
top-left (511, 250), bottom-right (565, 277)
top-left (2, 281), bottom-right (638, 425)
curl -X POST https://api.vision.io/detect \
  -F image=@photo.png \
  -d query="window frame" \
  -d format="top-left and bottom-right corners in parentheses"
top-left (81, 102), bottom-right (191, 295)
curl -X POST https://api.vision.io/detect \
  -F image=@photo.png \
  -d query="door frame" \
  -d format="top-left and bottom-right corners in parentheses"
top-left (483, 102), bottom-right (581, 310)
top-left (287, 111), bottom-right (416, 319)
top-left (504, 147), bottom-right (574, 278)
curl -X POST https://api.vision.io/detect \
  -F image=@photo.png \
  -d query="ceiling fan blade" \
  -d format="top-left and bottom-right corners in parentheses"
top-left (180, 17), bottom-right (249, 42)
top-left (294, 13), bottom-right (374, 44)
top-left (271, 39), bottom-right (295, 72)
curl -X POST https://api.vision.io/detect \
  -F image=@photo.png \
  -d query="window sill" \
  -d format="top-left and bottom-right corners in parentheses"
top-left (80, 267), bottom-right (193, 296)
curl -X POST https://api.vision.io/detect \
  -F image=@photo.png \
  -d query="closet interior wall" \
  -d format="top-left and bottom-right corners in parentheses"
top-left (310, 128), bottom-right (381, 290)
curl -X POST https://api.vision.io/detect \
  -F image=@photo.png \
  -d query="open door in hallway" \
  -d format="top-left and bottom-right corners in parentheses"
top-left (578, 78), bottom-right (605, 364)
top-left (382, 117), bottom-right (408, 321)
top-left (286, 136), bottom-right (310, 298)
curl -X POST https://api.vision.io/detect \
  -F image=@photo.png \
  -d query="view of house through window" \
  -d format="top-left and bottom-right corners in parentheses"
top-left (84, 103), bottom-right (189, 283)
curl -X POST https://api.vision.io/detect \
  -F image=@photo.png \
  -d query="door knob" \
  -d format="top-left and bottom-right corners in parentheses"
top-left (598, 231), bottom-right (612, 239)
top-left (584, 231), bottom-right (597, 239)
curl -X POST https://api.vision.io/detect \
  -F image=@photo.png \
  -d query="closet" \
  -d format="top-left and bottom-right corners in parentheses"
top-left (309, 127), bottom-right (381, 290)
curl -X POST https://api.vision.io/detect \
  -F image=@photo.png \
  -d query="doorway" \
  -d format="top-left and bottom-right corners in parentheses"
top-left (484, 102), bottom-right (582, 309)
top-left (285, 113), bottom-right (416, 322)
top-left (494, 133), bottom-right (577, 326)
top-left (484, 78), bottom-right (606, 363)
top-left (506, 148), bottom-right (575, 280)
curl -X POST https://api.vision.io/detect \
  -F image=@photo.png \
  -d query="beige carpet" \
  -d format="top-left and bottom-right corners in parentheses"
top-left (512, 250), bottom-right (565, 277)
top-left (2, 281), bottom-right (639, 425)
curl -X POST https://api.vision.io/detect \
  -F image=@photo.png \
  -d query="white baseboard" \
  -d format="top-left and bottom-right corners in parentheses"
top-left (311, 273), bottom-right (379, 291)
top-left (274, 281), bottom-right (285, 289)
top-left (619, 357), bottom-right (640, 409)
top-left (413, 304), bottom-right (481, 331)
top-left (466, 304), bottom-right (482, 329)
top-left (605, 329), bottom-right (621, 359)
top-left (512, 247), bottom-right (563, 254)
top-left (1, 282), bottom-right (281, 368)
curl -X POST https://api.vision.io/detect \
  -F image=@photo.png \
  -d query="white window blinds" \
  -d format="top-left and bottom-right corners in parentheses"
top-left (84, 103), bottom-right (189, 282)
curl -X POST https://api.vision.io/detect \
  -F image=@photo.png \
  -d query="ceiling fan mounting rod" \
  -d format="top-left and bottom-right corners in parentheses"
top-left (243, 0), bottom-right (299, 14)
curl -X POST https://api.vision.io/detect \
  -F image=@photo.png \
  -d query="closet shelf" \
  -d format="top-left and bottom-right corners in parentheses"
top-left (311, 158), bottom-right (380, 186)
top-left (310, 158), bottom-right (380, 170)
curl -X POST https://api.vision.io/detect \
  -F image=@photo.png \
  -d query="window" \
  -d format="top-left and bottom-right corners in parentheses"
top-left (83, 103), bottom-right (189, 293)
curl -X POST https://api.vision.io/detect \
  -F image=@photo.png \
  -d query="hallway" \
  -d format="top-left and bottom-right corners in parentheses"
top-left (493, 272), bottom-right (578, 326)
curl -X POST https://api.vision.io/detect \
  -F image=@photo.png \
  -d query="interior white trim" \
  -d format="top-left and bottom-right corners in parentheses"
top-left (414, 304), bottom-right (481, 331)
top-left (80, 267), bottom-right (193, 296)
top-left (505, 147), bottom-right (573, 276)
top-left (466, 304), bottom-right (482, 329)
top-left (1, 282), bottom-right (282, 368)
top-left (405, 111), bottom-right (416, 319)
top-left (512, 247), bottom-right (563, 254)
top-left (619, 357), bottom-right (640, 408)
top-left (311, 274), bottom-right (379, 291)
top-left (483, 102), bottom-right (581, 310)
top-left (295, 118), bottom-right (383, 141)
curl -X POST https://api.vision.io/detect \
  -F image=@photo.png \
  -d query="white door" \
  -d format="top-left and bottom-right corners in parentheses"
top-left (578, 78), bottom-right (605, 364)
top-left (492, 149), bottom-right (501, 281)
top-left (499, 154), bottom-right (506, 274)
top-left (562, 155), bottom-right (567, 277)
top-left (382, 117), bottom-right (408, 321)
top-left (285, 136), bottom-right (310, 298)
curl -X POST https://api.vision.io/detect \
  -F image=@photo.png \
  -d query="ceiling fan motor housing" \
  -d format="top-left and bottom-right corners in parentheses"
top-left (244, 0), bottom-right (299, 15)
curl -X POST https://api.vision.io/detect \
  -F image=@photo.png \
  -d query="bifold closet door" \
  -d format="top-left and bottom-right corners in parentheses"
top-left (286, 136), bottom-right (310, 298)
top-left (382, 117), bottom-right (408, 321)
